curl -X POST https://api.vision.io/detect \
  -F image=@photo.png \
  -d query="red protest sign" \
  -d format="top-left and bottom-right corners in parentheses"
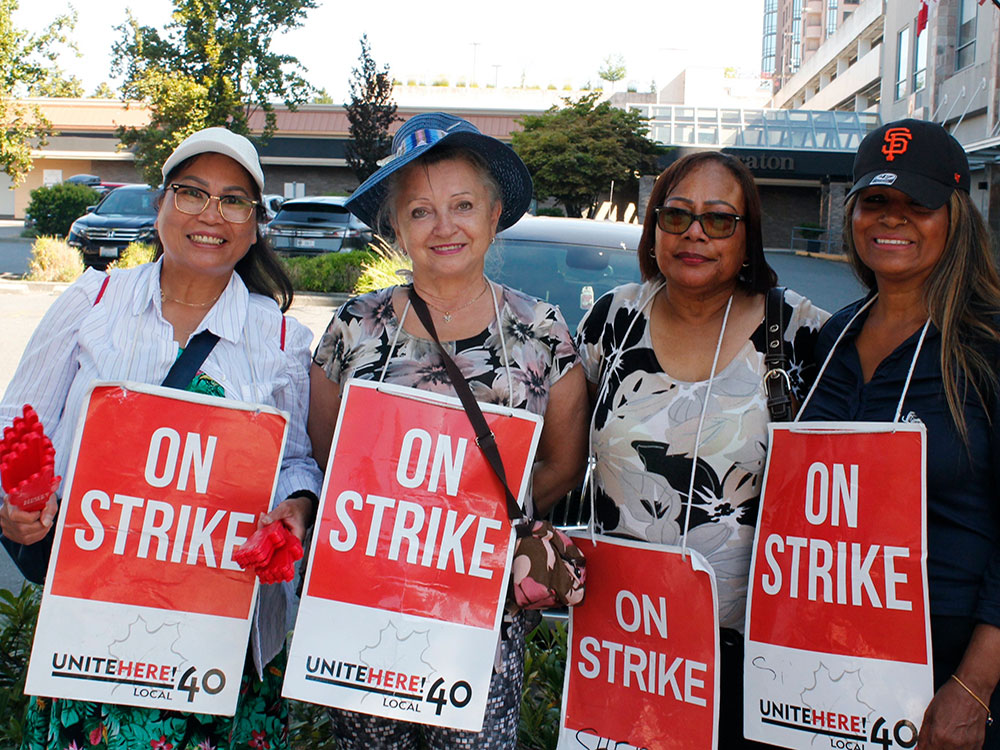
top-left (50, 384), bottom-right (288, 619)
top-left (307, 381), bottom-right (541, 630)
top-left (747, 425), bottom-right (928, 662)
top-left (560, 535), bottom-right (718, 750)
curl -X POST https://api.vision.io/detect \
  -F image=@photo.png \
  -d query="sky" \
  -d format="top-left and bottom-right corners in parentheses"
top-left (13, 0), bottom-right (766, 101)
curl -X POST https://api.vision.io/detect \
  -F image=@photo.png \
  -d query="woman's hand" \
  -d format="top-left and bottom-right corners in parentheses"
top-left (0, 492), bottom-right (58, 545)
top-left (918, 678), bottom-right (988, 750)
top-left (918, 623), bottom-right (1000, 750)
top-left (259, 494), bottom-right (313, 542)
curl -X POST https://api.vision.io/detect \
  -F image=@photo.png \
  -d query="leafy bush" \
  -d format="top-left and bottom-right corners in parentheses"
top-left (354, 244), bottom-right (411, 294)
top-left (520, 621), bottom-right (567, 750)
top-left (26, 183), bottom-right (99, 236)
top-left (0, 584), bottom-right (41, 747)
top-left (280, 250), bottom-right (375, 293)
top-left (26, 237), bottom-right (84, 282)
top-left (535, 207), bottom-right (565, 218)
top-left (107, 242), bottom-right (156, 270)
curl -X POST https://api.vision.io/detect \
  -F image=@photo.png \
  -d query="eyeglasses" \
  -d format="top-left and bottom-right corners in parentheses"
top-left (654, 206), bottom-right (745, 239)
top-left (169, 183), bottom-right (259, 223)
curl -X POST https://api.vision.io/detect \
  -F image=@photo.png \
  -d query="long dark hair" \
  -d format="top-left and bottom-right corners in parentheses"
top-left (155, 154), bottom-right (294, 312)
top-left (638, 151), bottom-right (776, 293)
top-left (844, 190), bottom-right (1000, 441)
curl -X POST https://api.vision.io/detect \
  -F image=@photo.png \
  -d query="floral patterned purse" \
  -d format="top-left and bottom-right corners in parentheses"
top-left (407, 287), bottom-right (587, 611)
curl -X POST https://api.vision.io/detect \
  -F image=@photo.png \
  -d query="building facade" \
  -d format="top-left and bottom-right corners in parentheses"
top-left (768, 0), bottom-right (1000, 234)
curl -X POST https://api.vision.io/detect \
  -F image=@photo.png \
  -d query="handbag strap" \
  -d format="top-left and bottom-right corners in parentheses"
top-left (764, 286), bottom-right (793, 422)
top-left (161, 330), bottom-right (221, 390)
top-left (406, 286), bottom-right (528, 528)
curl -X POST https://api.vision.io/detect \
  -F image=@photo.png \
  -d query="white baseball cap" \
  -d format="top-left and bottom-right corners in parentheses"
top-left (161, 127), bottom-right (265, 193)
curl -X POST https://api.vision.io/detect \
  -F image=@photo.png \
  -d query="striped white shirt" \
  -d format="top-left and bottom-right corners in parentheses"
top-left (1, 260), bottom-right (322, 672)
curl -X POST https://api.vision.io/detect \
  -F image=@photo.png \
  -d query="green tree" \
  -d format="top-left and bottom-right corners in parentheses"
top-left (112, 0), bottom-right (316, 185)
top-left (512, 93), bottom-right (661, 218)
top-left (91, 81), bottom-right (118, 99)
top-left (344, 34), bottom-right (398, 183)
top-left (598, 54), bottom-right (626, 92)
top-left (0, 0), bottom-right (76, 183)
top-left (311, 87), bottom-right (335, 104)
top-left (27, 68), bottom-right (84, 97)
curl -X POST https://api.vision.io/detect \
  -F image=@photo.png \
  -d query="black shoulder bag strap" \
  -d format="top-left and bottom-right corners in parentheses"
top-left (406, 286), bottom-right (529, 533)
top-left (161, 330), bottom-right (221, 390)
top-left (764, 286), bottom-right (793, 422)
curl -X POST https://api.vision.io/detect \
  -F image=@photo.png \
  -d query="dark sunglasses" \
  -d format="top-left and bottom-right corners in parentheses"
top-left (654, 206), bottom-right (745, 239)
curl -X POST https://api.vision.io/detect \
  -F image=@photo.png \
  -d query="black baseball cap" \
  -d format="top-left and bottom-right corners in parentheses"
top-left (846, 118), bottom-right (970, 209)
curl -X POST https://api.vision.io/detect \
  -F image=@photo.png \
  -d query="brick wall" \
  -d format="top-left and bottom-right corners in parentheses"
top-left (759, 184), bottom-right (822, 249)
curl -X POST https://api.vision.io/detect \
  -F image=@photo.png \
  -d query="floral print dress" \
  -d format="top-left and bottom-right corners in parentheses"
top-left (21, 368), bottom-right (287, 750)
top-left (576, 282), bottom-right (828, 631)
top-left (313, 284), bottom-right (578, 429)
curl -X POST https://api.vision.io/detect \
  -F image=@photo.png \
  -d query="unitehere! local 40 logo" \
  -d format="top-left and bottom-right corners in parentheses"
top-left (283, 380), bottom-right (542, 732)
top-left (27, 383), bottom-right (289, 716)
top-left (744, 423), bottom-right (933, 750)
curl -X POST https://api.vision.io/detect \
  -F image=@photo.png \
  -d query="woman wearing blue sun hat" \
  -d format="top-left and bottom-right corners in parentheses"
top-left (308, 112), bottom-right (589, 748)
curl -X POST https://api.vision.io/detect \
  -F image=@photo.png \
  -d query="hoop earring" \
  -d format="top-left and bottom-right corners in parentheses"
top-left (742, 259), bottom-right (751, 268)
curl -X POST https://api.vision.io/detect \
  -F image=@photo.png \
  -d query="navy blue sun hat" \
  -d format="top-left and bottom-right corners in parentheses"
top-left (345, 112), bottom-right (533, 233)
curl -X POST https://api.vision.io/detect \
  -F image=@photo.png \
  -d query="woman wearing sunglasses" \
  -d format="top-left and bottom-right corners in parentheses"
top-left (0, 127), bottom-right (321, 750)
top-left (576, 151), bottom-right (827, 747)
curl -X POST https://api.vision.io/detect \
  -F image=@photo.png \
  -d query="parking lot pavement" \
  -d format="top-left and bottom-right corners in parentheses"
top-left (0, 220), bottom-right (33, 277)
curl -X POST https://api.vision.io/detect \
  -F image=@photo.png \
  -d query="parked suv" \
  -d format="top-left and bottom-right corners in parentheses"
top-left (265, 196), bottom-right (372, 255)
top-left (67, 184), bottom-right (158, 269)
top-left (492, 215), bottom-right (642, 331)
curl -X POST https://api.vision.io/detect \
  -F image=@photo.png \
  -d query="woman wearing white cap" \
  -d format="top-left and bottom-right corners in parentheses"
top-left (800, 119), bottom-right (1000, 749)
top-left (0, 127), bottom-right (322, 749)
top-left (309, 111), bottom-right (589, 748)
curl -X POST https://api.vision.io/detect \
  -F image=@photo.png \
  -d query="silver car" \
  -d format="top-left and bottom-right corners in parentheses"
top-left (491, 215), bottom-right (642, 332)
top-left (265, 196), bottom-right (373, 255)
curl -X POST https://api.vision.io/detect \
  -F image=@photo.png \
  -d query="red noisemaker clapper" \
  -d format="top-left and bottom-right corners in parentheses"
top-left (233, 521), bottom-right (304, 584)
top-left (0, 405), bottom-right (60, 512)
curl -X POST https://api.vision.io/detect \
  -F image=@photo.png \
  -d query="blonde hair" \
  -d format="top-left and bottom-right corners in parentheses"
top-left (844, 190), bottom-right (1000, 441)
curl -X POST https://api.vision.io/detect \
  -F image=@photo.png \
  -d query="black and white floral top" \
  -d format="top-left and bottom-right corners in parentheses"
top-left (576, 281), bottom-right (828, 631)
top-left (314, 283), bottom-right (579, 420)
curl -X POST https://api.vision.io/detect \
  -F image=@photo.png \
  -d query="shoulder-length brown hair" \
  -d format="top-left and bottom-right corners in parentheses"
top-left (844, 189), bottom-right (1000, 441)
top-left (154, 154), bottom-right (294, 312)
top-left (638, 151), bottom-right (777, 293)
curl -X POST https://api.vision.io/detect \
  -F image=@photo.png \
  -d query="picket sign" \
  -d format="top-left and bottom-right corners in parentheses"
top-left (26, 382), bottom-right (289, 715)
top-left (558, 534), bottom-right (719, 750)
top-left (283, 379), bottom-right (542, 732)
top-left (744, 422), bottom-right (933, 749)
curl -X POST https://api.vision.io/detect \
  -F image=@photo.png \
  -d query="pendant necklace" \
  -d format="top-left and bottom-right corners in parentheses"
top-left (416, 279), bottom-right (490, 323)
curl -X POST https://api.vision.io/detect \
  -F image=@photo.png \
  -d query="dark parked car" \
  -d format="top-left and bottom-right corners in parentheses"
top-left (265, 196), bottom-right (372, 255)
top-left (67, 184), bottom-right (158, 269)
top-left (64, 174), bottom-right (106, 196)
top-left (492, 215), bottom-right (642, 331)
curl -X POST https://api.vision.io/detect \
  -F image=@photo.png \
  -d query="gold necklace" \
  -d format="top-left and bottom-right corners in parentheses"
top-left (416, 280), bottom-right (490, 323)
top-left (160, 289), bottom-right (222, 308)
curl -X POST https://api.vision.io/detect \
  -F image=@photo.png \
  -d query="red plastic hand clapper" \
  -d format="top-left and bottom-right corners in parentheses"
top-left (0, 405), bottom-right (60, 512)
top-left (233, 521), bottom-right (303, 584)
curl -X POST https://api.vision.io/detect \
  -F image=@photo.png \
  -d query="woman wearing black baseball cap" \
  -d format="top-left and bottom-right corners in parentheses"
top-left (800, 119), bottom-right (1000, 749)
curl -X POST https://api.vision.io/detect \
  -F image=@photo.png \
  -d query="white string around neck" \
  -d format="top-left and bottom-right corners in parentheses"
top-left (795, 293), bottom-right (931, 424)
top-left (582, 281), bottom-right (735, 558)
top-left (381, 281), bottom-right (513, 410)
top-left (679, 294), bottom-right (733, 558)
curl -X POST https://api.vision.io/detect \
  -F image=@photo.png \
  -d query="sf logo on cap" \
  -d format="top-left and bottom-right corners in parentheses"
top-left (882, 127), bottom-right (912, 161)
